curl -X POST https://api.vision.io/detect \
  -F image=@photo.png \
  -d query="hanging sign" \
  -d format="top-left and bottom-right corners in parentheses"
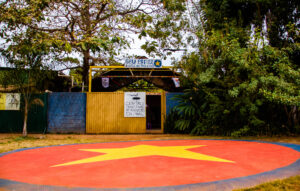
top-left (102, 77), bottom-right (109, 88)
top-left (124, 92), bottom-right (146, 117)
top-left (125, 59), bottom-right (162, 68)
top-left (0, 93), bottom-right (21, 110)
top-left (172, 78), bottom-right (180, 88)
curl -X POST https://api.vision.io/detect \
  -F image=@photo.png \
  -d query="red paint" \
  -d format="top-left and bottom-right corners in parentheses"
top-left (0, 140), bottom-right (299, 188)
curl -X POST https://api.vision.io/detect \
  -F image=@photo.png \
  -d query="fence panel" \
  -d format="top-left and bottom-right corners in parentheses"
top-left (166, 92), bottom-right (184, 115)
top-left (86, 92), bottom-right (146, 133)
top-left (27, 93), bottom-right (48, 133)
top-left (48, 93), bottom-right (86, 133)
top-left (0, 93), bottom-right (47, 133)
top-left (0, 110), bottom-right (22, 133)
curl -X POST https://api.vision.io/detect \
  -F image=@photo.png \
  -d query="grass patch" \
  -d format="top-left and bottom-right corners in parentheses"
top-left (13, 136), bottom-right (38, 142)
top-left (235, 176), bottom-right (300, 191)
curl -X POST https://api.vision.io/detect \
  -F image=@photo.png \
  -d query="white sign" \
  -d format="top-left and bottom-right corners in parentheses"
top-left (124, 92), bottom-right (146, 117)
top-left (102, 77), bottom-right (109, 88)
top-left (2, 93), bottom-right (21, 110)
top-left (172, 78), bottom-right (180, 88)
top-left (125, 59), bottom-right (162, 68)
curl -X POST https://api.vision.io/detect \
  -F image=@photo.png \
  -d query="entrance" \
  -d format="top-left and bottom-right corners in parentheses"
top-left (87, 65), bottom-right (177, 134)
top-left (146, 94), bottom-right (161, 131)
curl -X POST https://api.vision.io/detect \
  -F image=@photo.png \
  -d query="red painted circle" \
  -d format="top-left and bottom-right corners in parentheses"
top-left (0, 140), bottom-right (299, 188)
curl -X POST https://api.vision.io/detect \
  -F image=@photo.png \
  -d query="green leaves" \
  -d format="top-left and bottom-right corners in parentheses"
top-left (170, 23), bottom-right (299, 136)
top-left (1, 0), bottom-right (188, 84)
top-left (163, 0), bottom-right (300, 136)
top-left (161, 0), bottom-right (186, 13)
top-left (65, 42), bottom-right (72, 53)
top-left (141, 41), bottom-right (158, 55)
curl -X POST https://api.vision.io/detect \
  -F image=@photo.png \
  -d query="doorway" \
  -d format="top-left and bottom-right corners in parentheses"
top-left (146, 94), bottom-right (161, 131)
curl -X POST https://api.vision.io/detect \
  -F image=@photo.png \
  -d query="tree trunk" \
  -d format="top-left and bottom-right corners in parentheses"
top-left (82, 49), bottom-right (91, 89)
top-left (22, 98), bottom-right (28, 137)
top-left (82, 2), bottom-right (92, 89)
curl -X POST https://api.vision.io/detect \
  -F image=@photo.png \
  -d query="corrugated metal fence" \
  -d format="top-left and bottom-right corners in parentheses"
top-left (48, 93), bottom-right (86, 133)
top-left (0, 93), bottom-right (48, 133)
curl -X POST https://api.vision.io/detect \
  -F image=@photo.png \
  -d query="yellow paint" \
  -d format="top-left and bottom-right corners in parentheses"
top-left (0, 93), bottom-right (6, 110)
top-left (52, 145), bottom-right (234, 167)
top-left (86, 92), bottom-right (146, 133)
top-left (88, 67), bottom-right (92, 92)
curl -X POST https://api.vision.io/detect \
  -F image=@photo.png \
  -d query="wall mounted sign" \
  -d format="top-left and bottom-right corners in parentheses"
top-left (124, 92), bottom-right (146, 117)
top-left (0, 93), bottom-right (20, 110)
top-left (125, 59), bottom-right (162, 68)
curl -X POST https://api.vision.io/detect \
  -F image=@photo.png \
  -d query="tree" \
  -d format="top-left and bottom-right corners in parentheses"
top-left (177, 31), bottom-right (299, 135)
top-left (0, 30), bottom-right (51, 136)
top-left (168, 0), bottom-right (300, 136)
top-left (0, 0), bottom-right (187, 86)
top-left (199, 0), bottom-right (299, 47)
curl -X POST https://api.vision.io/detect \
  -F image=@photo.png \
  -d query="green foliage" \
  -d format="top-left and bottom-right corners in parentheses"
top-left (142, 1), bottom-right (188, 58)
top-left (0, 28), bottom-right (52, 92)
top-left (69, 68), bottom-right (83, 87)
top-left (200, 0), bottom-right (299, 47)
top-left (171, 89), bottom-right (217, 135)
top-left (162, 0), bottom-right (300, 136)
top-left (0, 0), bottom-right (187, 84)
top-left (171, 30), bottom-right (299, 136)
top-left (0, 26), bottom-right (52, 136)
top-left (120, 79), bottom-right (162, 92)
top-left (0, 68), bottom-right (29, 88)
top-left (164, 109), bottom-right (183, 134)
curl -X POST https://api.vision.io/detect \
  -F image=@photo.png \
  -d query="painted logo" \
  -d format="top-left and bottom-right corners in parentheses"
top-left (154, 59), bottom-right (162, 68)
top-left (0, 140), bottom-right (299, 189)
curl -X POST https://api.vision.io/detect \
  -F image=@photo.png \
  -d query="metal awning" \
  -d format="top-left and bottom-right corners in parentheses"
top-left (88, 66), bottom-right (181, 92)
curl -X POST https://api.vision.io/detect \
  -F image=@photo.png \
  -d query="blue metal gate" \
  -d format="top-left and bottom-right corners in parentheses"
top-left (48, 93), bottom-right (86, 133)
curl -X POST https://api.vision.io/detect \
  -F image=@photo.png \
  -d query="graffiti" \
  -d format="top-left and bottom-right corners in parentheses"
top-left (0, 93), bottom-right (20, 110)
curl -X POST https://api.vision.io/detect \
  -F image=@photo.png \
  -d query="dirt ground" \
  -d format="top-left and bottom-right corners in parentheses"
top-left (0, 133), bottom-right (299, 153)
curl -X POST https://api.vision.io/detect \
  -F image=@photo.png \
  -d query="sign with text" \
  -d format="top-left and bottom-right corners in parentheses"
top-left (124, 92), bottom-right (146, 117)
top-left (125, 59), bottom-right (162, 68)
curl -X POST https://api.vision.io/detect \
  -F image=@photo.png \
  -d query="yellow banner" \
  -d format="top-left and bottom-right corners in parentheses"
top-left (0, 93), bottom-right (6, 110)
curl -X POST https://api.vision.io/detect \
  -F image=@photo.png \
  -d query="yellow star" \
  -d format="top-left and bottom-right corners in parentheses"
top-left (52, 145), bottom-right (234, 167)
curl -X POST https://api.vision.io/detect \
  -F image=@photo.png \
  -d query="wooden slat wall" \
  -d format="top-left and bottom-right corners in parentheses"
top-left (86, 92), bottom-right (146, 133)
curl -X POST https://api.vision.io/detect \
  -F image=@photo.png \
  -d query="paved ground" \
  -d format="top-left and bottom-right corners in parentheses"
top-left (0, 139), bottom-right (299, 191)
